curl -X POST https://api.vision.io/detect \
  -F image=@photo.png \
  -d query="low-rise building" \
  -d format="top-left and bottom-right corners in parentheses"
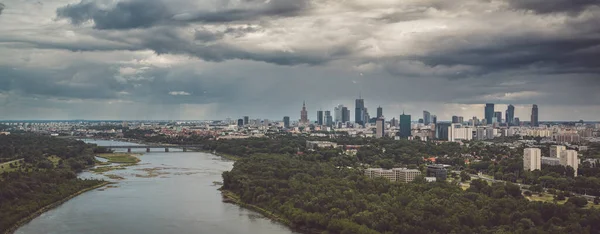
top-left (426, 164), bottom-right (448, 181)
top-left (306, 141), bottom-right (338, 150)
top-left (365, 168), bottom-right (422, 183)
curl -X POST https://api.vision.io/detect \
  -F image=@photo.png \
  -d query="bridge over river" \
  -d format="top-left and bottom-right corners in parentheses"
top-left (106, 145), bottom-right (203, 153)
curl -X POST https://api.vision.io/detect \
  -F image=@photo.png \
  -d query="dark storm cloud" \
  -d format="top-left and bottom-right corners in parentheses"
top-left (0, 3), bottom-right (5, 15)
top-left (505, 0), bottom-right (600, 14)
top-left (56, 0), bottom-right (311, 30)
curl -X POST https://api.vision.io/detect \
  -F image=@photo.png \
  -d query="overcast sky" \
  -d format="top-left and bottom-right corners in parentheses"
top-left (0, 0), bottom-right (599, 121)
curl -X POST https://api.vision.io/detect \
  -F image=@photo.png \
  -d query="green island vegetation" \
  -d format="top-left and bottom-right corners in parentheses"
top-left (0, 134), bottom-right (106, 233)
top-left (223, 154), bottom-right (600, 233)
top-left (96, 153), bottom-right (141, 164)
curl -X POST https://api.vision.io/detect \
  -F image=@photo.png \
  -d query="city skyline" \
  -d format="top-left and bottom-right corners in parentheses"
top-left (1, 0), bottom-right (599, 120)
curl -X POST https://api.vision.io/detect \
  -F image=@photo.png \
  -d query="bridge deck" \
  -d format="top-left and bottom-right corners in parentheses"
top-left (106, 145), bottom-right (202, 148)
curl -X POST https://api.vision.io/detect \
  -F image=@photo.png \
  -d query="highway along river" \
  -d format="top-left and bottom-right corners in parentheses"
top-left (15, 139), bottom-right (297, 234)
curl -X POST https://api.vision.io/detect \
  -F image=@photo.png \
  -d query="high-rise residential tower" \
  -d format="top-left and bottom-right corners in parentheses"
top-left (283, 116), bottom-right (290, 128)
top-left (300, 101), bottom-right (308, 124)
top-left (376, 117), bottom-right (385, 138)
top-left (550, 145), bottom-right (566, 158)
top-left (524, 148), bottom-right (542, 171)
top-left (423, 111), bottom-right (431, 125)
top-left (485, 103), bottom-right (495, 125)
top-left (560, 150), bottom-right (579, 177)
top-left (399, 113), bottom-right (411, 138)
top-left (531, 104), bottom-right (539, 127)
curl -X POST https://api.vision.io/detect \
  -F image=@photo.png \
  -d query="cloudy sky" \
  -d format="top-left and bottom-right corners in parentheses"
top-left (0, 0), bottom-right (599, 121)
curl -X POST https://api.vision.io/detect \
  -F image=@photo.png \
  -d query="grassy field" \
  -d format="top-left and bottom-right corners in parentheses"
top-left (96, 153), bottom-right (141, 164)
top-left (526, 193), bottom-right (600, 209)
top-left (0, 159), bottom-right (23, 173)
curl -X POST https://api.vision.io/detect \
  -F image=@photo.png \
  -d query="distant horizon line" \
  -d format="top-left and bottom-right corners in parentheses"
top-left (1, 119), bottom-right (599, 123)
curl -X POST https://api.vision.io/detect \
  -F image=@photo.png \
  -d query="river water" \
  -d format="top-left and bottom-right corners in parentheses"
top-left (15, 139), bottom-right (297, 234)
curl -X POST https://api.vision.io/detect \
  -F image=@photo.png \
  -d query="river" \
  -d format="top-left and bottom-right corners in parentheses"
top-left (15, 139), bottom-right (297, 234)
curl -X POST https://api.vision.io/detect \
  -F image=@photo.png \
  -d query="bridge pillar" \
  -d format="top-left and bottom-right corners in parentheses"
top-left (127, 148), bottom-right (132, 153)
top-left (183, 148), bottom-right (187, 152)
top-left (146, 148), bottom-right (150, 153)
top-left (165, 148), bottom-right (169, 152)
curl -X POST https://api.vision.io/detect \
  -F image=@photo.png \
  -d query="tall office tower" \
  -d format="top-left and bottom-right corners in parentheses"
top-left (506, 104), bottom-right (515, 125)
top-left (550, 145), bottom-right (566, 158)
top-left (377, 106), bottom-right (383, 118)
top-left (432, 115), bottom-right (437, 124)
top-left (237, 119), bottom-right (244, 127)
top-left (423, 111), bottom-right (431, 125)
top-left (376, 117), bottom-right (385, 138)
top-left (399, 113), bottom-right (412, 138)
top-left (485, 103), bottom-right (495, 125)
top-left (243, 116), bottom-right (249, 125)
top-left (355, 97), bottom-right (365, 126)
top-left (436, 123), bottom-right (451, 140)
top-left (317, 110), bottom-right (324, 125)
top-left (334, 105), bottom-right (343, 122)
top-left (364, 108), bottom-right (370, 124)
top-left (452, 116), bottom-right (459, 123)
top-left (560, 150), bottom-right (579, 177)
top-left (494, 112), bottom-right (502, 123)
top-left (531, 104), bottom-right (539, 127)
top-left (283, 116), bottom-right (290, 128)
top-left (390, 117), bottom-right (398, 127)
top-left (342, 107), bottom-right (350, 123)
top-left (523, 148), bottom-right (542, 171)
top-left (458, 116), bottom-right (464, 124)
top-left (325, 111), bottom-right (333, 127)
top-left (300, 101), bottom-right (308, 124)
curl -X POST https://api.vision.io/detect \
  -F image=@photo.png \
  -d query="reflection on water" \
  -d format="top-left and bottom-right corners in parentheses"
top-left (15, 139), bottom-right (297, 234)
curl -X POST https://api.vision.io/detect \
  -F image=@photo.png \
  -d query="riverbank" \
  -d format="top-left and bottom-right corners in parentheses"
top-left (221, 190), bottom-right (319, 234)
top-left (4, 181), bottom-right (111, 234)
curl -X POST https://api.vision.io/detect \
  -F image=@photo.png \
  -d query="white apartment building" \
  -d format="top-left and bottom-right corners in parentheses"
top-left (365, 168), bottom-right (422, 183)
top-left (560, 150), bottom-right (579, 177)
top-left (524, 148), bottom-right (542, 171)
top-left (549, 145), bottom-right (566, 158)
top-left (448, 124), bottom-right (473, 142)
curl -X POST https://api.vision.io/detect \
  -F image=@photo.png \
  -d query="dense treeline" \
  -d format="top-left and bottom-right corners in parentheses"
top-left (223, 154), bottom-right (600, 234)
top-left (0, 134), bottom-right (103, 233)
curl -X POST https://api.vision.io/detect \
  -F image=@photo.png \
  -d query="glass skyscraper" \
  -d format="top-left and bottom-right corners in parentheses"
top-left (485, 103), bottom-right (494, 125)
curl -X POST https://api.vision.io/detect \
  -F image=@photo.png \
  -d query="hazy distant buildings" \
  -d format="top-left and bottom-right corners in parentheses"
top-left (376, 117), bottom-right (385, 138)
top-left (436, 123), bottom-right (451, 140)
top-left (514, 118), bottom-right (521, 126)
top-left (237, 119), bottom-right (244, 127)
top-left (494, 112), bottom-right (502, 123)
top-left (452, 116), bottom-right (459, 124)
top-left (334, 105), bottom-right (343, 122)
top-left (432, 115), bottom-right (437, 125)
top-left (458, 116), bottom-right (464, 124)
top-left (531, 104), bottom-right (539, 127)
top-left (243, 116), bottom-right (249, 125)
top-left (524, 148), bottom-right (542, 171)
top-left (423, 111), bottom-right (431, 125)
top-left (342, 107), bottom-right (350, 123)
top-left (325, 111), bottom-right (333, 127)
top-left (300, 101), bottom-right (309, 124)
top-left (399, 113), bottom-right (411, 138)
top-left (485, 103), bottom-right (495, 125)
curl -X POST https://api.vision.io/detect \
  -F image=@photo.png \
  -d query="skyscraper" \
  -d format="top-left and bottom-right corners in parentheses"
top-left (506, 104), bottom-right (515, 125)
top-left (317, 110), bottom-right (324, 125)
top-left (494, 111), bottom-right (502, 123)
top-left (377, 106), bottom-right (383, 118)
top-left (514, 118), bottom-right (521, 126)
top-left (243, 116), bottom-right (249, 125)
top-left (300, 101), bottom-right (308, 124)
top-left (485, 103), bottom-right (495, 125)
top-left (531, 104), bottom-right (539, 127)
top-left (325, 111), bottom-right (333, 127)
top-left (458, 116), bottom-right (464, 124)
top-left (334, 105), bottom-right (343, 122)
top-left (237, 119), bottom-right (244, 127)
top-left (432, 115), bottom-right (437, 125)
top-left (436, 123), bottom-right (451, 140)
top-left (452, 116), bottom-right (459, 123)
top-left (355, 97), bottom-right (365, 126)
top-left (342, 107), bottom-right (350, 123)
top-left (376, 117), bottom-right (385, 138)
top-left (399, 113), bottom-right (411, 138)
top-left (283, 116), bottom-right (290, 128)
top-left (423, 111), bottom-right (431, 125)
top-left (524, 148), bottom-right (542, 171)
